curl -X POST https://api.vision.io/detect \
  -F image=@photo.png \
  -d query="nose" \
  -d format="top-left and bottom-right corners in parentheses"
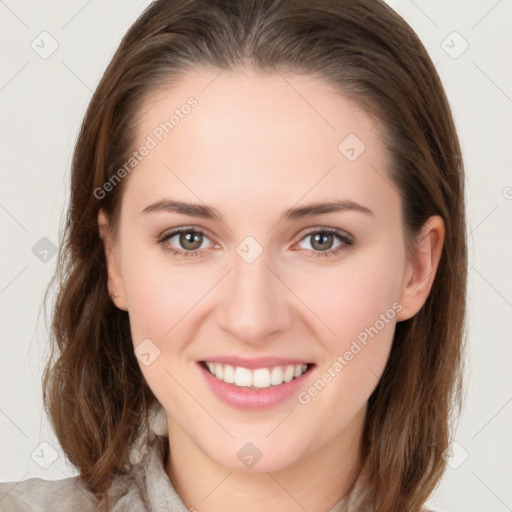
top-left (217, 248), bottom-right (293, 345)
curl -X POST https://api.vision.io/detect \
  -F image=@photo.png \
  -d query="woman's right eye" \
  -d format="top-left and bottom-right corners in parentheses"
top-left (157, 228), bottom-right (215, 258)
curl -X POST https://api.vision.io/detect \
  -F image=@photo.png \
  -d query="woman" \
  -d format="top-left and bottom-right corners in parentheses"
top-left (0, 0), bottom-right (466, 511)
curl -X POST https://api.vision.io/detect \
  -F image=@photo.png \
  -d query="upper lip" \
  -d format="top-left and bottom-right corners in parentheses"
top-left (200, 356), bottom-right (313, 370)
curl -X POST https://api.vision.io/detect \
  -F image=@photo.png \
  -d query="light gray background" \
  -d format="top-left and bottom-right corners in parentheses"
top-left (0, 1), bottom-right (511, 511)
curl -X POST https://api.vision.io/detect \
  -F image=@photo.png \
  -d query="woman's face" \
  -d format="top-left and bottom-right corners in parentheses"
top-left (100, 69), bottom-right (435, 473)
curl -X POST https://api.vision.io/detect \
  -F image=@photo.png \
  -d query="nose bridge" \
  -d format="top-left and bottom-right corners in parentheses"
top-left (219, 244), bottom-right (291, 342)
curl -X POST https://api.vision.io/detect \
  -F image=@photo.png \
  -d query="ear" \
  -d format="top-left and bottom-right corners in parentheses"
top-left (396, 215), bottom-right (445, 322)
top-left (98, 209), bottom-right (128, 311)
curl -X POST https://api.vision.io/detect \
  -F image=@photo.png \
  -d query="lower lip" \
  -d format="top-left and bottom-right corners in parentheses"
top-left (198, 362), bottom-right (315, 411)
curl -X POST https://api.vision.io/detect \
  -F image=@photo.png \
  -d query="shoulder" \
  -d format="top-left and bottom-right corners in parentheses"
top-left (0, 434), bottom-right (171, 512)
top-left (0, 476), bottom-right (96, 511)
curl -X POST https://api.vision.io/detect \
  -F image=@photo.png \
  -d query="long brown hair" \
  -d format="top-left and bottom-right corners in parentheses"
top-left (43, 1), bottom-right (467, 510)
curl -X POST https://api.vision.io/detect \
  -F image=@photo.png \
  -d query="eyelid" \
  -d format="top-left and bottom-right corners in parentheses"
top-left (294, 225), bottom-right (354, 244)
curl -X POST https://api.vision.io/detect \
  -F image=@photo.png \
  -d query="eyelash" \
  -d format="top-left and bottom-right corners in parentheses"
top-left (156, 227), bottom-right (355, 259)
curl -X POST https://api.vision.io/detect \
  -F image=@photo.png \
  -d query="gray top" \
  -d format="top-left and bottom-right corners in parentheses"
top-left (0, 435), bottom-right (361, 511)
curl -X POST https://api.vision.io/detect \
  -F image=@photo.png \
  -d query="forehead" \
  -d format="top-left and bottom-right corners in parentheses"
top-left (135, 67), bottom-right (383, 155)
top-left (123, 68), bottom-right (396, 223)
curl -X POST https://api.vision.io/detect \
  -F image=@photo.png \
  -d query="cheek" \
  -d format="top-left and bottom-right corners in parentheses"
top-left (290, 268), bottom-right (401, 450)
top-left (290, 245), bottom-right (404, 405)
top-left (120, 248), bottom-right (208, 342)
top-left (120, 251), bottom-right (208, 415)
top-left (293, 248), bottom-right (404, 347)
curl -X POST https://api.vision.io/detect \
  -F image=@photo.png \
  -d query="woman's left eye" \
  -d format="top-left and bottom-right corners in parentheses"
top-left (157, 227), bottom-right (354, 259)
top-left (295, 228), bottom-right (354, 258)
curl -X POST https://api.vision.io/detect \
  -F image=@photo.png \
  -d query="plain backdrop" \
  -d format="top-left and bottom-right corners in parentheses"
top-left (0, 1), bottom-right (511, 511)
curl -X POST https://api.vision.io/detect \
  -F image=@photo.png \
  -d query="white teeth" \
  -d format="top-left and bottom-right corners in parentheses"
top-left (223, 364), bottom-right (235, 383)
top-left (205, 362), bottom-right (309, 387)
top-left (252, 368), bottom-right (271, 388)
top-left (214, 363), bottom-right (223, 380)
top-left (270, 366), bottom-right (284, 385)
top-left (283, 365), bottom-right (295, 383)
top-left (234, 366), bottom-right (252, 387)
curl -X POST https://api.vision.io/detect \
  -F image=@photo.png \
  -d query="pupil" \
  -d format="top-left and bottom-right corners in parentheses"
top-left (181, 232), bottom-right (201, 249)
top-left (313, 233), bottom-right (332, 250)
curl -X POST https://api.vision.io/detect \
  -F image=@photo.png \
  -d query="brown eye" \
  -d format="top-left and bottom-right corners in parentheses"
top-left (310, 232), bottom-right (335, 251)
top-left (158, 228), bottom-right (214, 258)
top-left (297, 228), bottom-right (354, 258)
top-left (178, 231), bottom-right (203, 250)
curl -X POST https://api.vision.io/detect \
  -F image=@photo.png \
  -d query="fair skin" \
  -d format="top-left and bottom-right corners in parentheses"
top-left (98, 68), bottom-right (444, 512)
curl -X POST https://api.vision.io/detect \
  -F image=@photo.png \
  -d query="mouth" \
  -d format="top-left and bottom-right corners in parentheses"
top-left (199, 360), bottom-right (315, 389)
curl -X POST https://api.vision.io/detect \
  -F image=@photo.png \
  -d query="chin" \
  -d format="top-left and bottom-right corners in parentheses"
top-left (200, 434), bottom-right (310, 473)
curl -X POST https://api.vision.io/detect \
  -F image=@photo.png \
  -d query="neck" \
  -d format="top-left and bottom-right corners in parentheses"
top-left (165, 409), bottom-right (365, 512)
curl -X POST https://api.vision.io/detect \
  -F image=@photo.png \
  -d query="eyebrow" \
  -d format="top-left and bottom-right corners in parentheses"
top-left (142, 198), bottom-right (374, 221)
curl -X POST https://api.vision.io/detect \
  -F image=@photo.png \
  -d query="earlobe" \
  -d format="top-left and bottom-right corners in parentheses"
top-left (396, 215), bottom-right (445, 322)
top-left (98, 209), bottom-right (128, 311)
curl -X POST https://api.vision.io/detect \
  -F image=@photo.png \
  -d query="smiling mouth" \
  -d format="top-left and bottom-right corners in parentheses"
top-left (200, 361), bottom-right (315, 389)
